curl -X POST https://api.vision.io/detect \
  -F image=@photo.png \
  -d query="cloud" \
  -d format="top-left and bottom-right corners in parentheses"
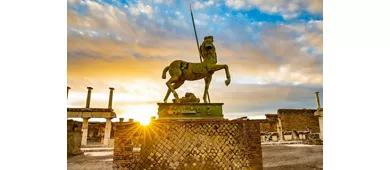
top-left (304, 0), bottom-right (323, 13)
top-left (225, 0), bottom-right (246, 9)
top-left (67, 0), bottom-right (323, 118)
top-left (129, 2), bottom-right (154, 18)
top-left (153, 0), bottom-right (174, 4)
top-left (225, 0), bottom-right (323, 20)
top-left (129, 6), bottom-right (141, 16)
top-left (193, 0), bottom-right (215, 9)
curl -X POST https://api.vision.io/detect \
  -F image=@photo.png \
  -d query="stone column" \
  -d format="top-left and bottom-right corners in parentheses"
top-left (86, 87), bottom-right (93, 108)
top-left (314, 92), bottom-right (323, 140)
top-left (103, 118), bottom-right (112, 146)
top-left (314, 92), bottom-right (321, 109)
top-left (108, 87), bottom-right (115, 109)
top-left (67, 86), bottom-right (71, 99)
top-left (277, 116), bottom-right (284, 141)
top-left (81, 117), bottom-right (90, 146)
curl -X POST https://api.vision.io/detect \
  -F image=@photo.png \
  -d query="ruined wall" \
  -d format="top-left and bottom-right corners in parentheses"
top-left (259, 120), bottom-right (277, 133)
top-left (88, 122), bottom-right (106, 142)
top-left (67, 120), bottom-right (83, 156)
top-left (113, 119), bottom-right (263, 170)
top-left (278, 109), bottom-right (320, 133)
top-left (265, 114), bottom-right (278, 122)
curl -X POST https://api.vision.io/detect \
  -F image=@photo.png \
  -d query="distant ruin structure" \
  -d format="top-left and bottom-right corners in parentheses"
top-left (67, 87), bottom-right (117, 147)
top-left (259, 92), bottom-right (323, 144)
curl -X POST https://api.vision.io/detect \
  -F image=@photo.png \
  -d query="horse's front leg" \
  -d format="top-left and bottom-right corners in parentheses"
top-left (203, 75), bottom-right (212, 103)
top-left (208, 64), bottom-right (231, 86)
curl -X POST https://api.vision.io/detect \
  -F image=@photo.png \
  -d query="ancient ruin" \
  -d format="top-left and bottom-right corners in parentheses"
top-left (258, 92), bottom-right (323, 144)
top-left (67, 87), bottom-right (117, 147)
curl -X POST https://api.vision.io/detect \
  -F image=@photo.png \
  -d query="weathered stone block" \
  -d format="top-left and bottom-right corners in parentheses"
top-left (67, 120), bottom-right (83, 156)
top-left (284, 134), bottom-right (293, 141)
top-left (271, 135), bottom-right (278, 142)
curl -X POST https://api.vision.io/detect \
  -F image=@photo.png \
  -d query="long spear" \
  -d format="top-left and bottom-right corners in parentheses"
top-left (190, 5), bottom-right (203, 63)
top-left (189, 5), bottom-right (211, 103)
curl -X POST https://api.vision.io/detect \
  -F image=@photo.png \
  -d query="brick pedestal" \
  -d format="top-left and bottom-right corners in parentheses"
top-left (113, 119), bottom-right (263, 170)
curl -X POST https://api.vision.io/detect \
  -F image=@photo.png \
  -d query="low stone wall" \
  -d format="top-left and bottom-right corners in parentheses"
top-left (67, 120), bottom-right (83, 156)
top-left (260, 132), bottom-right (279, 142)
top-left (113, 119), bottom-right (263, 170)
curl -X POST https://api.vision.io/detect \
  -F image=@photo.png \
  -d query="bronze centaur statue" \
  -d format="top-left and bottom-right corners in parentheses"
top-left (162, 36), bottom-right (231, 103)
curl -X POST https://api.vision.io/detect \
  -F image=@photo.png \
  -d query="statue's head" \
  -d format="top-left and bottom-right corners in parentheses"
top-left (203, 36), bottom-right (214, 50)
top-left (204, 36), bottom-right (213, 42)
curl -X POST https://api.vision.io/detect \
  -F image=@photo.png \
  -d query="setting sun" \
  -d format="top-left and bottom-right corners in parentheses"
top-left (124, 105), bottom-right (156, 126)
top-left (138, 116), bottom-right (151, 126)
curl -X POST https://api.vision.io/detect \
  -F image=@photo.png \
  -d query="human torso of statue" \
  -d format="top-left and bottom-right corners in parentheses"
top-left (200, 36), bottom-right (217, 70)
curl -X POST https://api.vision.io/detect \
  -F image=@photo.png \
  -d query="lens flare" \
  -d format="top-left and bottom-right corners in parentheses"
top-left (125, 105), bottom-right (156, 126)
top-left (139, 117), bottom-right (151, 126)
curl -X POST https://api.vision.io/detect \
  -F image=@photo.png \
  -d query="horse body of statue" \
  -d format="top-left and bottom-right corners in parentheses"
top-left (162, 36), bottom-right (231, 103)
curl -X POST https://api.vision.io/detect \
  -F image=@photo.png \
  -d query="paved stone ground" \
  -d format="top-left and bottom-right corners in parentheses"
top-left (67, 144), bottom-right (322, 170)
top-left (67, 151), bottom-right (113, 170)
top-left (262, 144), bottom-right (323, 170)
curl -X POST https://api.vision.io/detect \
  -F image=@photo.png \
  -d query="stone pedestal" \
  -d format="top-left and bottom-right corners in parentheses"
top-left (113, 119), bottom-right (263, 170)
top-left (113, 100), bottom-right (263, 169)
top-left (157, 103), bottom-right (224, 119)
top-left (103, 118), bottom-right (112, 146)
top-left (81, 118), bottom-right (89, 146)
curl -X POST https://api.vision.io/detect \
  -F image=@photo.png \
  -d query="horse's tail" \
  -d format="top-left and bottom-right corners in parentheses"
top-left (162, 66), bottom-right (169, 79)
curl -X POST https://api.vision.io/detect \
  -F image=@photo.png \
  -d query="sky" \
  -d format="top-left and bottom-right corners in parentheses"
top-left (67, 0), bottom-right (323, 121)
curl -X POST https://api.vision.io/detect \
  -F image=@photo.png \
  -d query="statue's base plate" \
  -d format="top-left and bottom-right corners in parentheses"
top-left (157, 103), bottom-right (224, 120)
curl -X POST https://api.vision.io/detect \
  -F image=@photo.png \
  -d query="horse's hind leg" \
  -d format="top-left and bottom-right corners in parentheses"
top-left (163, 80), bottom-right (185, 103)
top-left (166, 76), bottom-right (181, 103)
top-left (163, 89), bottom-right (171, 103)
top-left (173, 80), bottom-right (185, 90)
